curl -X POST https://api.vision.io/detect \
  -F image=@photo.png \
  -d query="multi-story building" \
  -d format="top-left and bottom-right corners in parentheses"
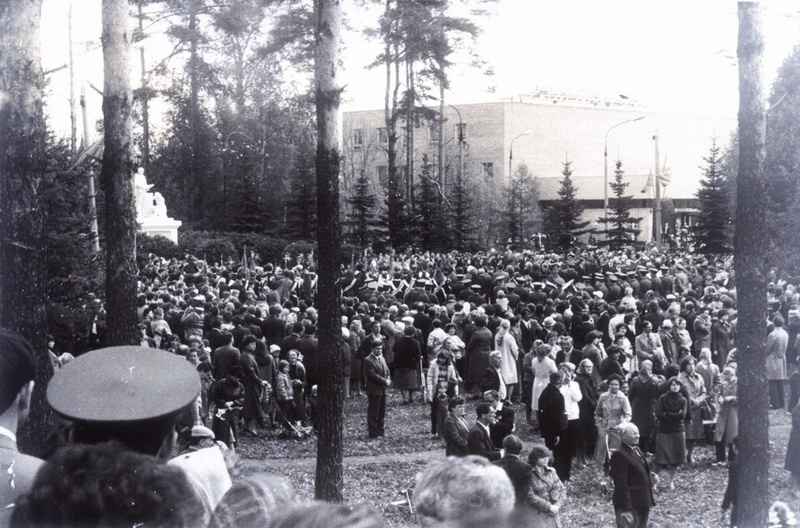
top-left (342, 92), bottom-right (735, 243)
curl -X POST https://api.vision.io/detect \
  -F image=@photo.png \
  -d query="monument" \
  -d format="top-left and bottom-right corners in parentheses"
top-left (133, 167), bottom-right (182, 243)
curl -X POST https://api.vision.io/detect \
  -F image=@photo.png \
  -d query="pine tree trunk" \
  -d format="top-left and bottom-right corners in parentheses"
top-left (314, 0), bottom-right (344, 502)
top-left (102, 0), bottom-right (138, 346)
top-left (734, 4), bottom-right (769, 526)
top-left (0, 0), bottom-right (55, 458)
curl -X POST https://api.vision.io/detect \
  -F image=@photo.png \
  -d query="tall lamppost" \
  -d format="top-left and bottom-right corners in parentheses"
top-left (603, 116), bottom-right (645, 231)
top-left (509, 130), bottom-right (532, 179)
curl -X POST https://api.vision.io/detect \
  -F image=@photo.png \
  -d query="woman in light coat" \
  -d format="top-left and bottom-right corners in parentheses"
top-left (678, 356), bottom-right (706, 464)
top-left (714, 367), bottom-right (738, 465)
top-left (496, 318), bottom-right (520, 401)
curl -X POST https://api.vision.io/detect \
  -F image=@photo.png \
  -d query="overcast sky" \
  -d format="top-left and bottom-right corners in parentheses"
top-left (41, 0), bottom-right (800, 136)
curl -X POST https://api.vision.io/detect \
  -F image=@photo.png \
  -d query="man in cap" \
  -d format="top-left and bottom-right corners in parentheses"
top-left (0, 331), bottom-right (43, 525)
top-left (47, 346), bottom-right (232, 521)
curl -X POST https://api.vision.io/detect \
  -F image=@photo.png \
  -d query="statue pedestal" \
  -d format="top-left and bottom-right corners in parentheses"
top-left (139, 216), bottom-right (182, 244)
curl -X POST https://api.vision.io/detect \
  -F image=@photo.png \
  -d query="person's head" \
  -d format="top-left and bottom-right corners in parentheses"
top-left (502, 434), bottom-right (523, 456)
top-left (676, 317), bottom-right (686, 329)
top-left (577, 358), bottom-right (593, 375)
top-left (489, 350), bottom-right (502, 369)
top-left (413, 456), bottom-right (515, 528)
top-left (448, 396), bottom-right (465, 415)
top-left (11, 441), bottom-right (206, 528)
top-left (527, 444), bottom-right (552, 467)
top-left (667, 376), bottom-right (682, 393)
top-left (278, 360), bottom-right (290, 373)
top-left (773, 315), bottom-right (785, 328)
top-left (242, 335), bottom-right (258, 352)
top-left (549, 371), bottom-right (563, 387)
top-left (207, 473), bottom-right (295, 528)
top-left (370, 340), bottom-right (384, 357)
top-left (445, 323), bottom-right (456, 335)
top-left (186, 349), bottom-right (199, 365)
top-left (607, 345), bottom-right (622, 360)
top-left (0, 330), bottom-right (36, 428)
top-left (722, 366), bottom-right (736, 382)
top-left (619, 422), bottom-right (640, 447)
top-left (606, 373), bottom-right (623, 394)
top-left (660, 319), bottom-right (673, 331)
top-left (436, 351), bottom-right (451, 367)
top-left (536, 343), bottom-right (552, 359)
top-left (476, 403), bottom-right (497, 425)
top-left (560, 335), bottom-right (573, 350)
top-left (680, 356), bottom-right (696, 374)
top-left (288, 350), bottom-right (299, 364)
top-left (639, 359), bottom-right (653, 377)
top-left (47, 346), bottom-right (200, 458)
top-left (558, 362), bottom-right (575, 380)
top-left (587, 330), bottom-right (602, 344)
top-left (641, 321), bottom-right (653, 334)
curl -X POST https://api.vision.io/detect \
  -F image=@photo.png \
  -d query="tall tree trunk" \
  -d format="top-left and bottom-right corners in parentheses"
top-left (735, 3), bottom-right (769, 526)
top-left (0, 0), bottom-right (55, 458)
top-left (313, 0), bottom-right (344, 502)
top-left (137, 0), bottom-right (150, 172)
top-left (102, 0), bottom-right (138, 346)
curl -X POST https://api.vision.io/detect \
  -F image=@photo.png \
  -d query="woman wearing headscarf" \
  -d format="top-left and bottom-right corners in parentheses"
top-left (678, 356), bottom-right (707, 464)
top-left (574, 359), bottom-right (598, 466)
top-left (655, 376), bottom-right (688, 490)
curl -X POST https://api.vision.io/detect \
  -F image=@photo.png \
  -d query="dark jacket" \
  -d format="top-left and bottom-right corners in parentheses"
top-left (467, 423), bottom-right (502, 461)
top-left (443, 412), bottom-right (469, 457)
top-left (493, 455), bottom-right (533, 505)
top-left (610, 443), bottom-right (655, 511)
top-left (363, 353), bottom-right (390, 395)
top-left (537, 383), bottom-right (567, 439)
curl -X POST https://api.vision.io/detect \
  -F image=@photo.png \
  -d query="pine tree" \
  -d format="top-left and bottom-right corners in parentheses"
top-left (345, 170), bottom-right (382, 248)
top-left (694, 139), bottom-right (732, 254)
top-left (597, 160), bottom-right (641, 249)
top-left (542, 159), bottom-right (591, 251)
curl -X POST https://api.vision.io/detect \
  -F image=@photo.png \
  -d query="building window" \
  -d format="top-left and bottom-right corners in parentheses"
top-left (377, 127), bottom-right (388, 145)
top-left (429, 123), bottom-right (439, 145)
top-left (482, 162), bottom-right (494, 178)
top-left (353, 128), bottom-right (363, 149)
top-left (456, 123), bottom-right (467, 142)
top-left (377, 165), bottom-right (388, 187)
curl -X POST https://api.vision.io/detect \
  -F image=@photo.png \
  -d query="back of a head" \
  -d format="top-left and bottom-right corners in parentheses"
top-left (414, 456), bottom-right (515, 527)
top-left (208, 473), bottom-right (295, 528)
top-left (0, 330), bottom-right (35, 415)
top-left (10, 441), bottom-right (206, 528)
top-left (265, 501), bottom-right (383, 528)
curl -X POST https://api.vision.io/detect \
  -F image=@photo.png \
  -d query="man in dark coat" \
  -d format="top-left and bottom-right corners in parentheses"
top-left (610, 423), bottom-right (655, 528)
top-left (479, 351), bottom-right (506, 400)
top-left (467, 403), bottom-right (502, 461)
top-left (295, 324), bottom-right (319, 398)
top-left (212, 332), bottom-right (240, 381)
top-left (538, 372), bottom-right (569, 475)
top-left (492, 435), bottom-right (532, 505)
top-left (363, 340), bottom-right (391, 438)
top-left (443, 397), bottom-right (469, 457)
top-left (260, 305), bottom-right (286, 349)
top-left (280, 322), bottom-right (304, 361)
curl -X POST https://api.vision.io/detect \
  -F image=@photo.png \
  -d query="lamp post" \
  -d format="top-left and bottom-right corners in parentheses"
top-left (509, 130), bottom-right (532, 179)
top-left (603, 116), bottom-right (645, 232)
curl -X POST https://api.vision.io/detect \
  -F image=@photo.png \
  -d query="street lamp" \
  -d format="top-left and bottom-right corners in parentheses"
top-left (509, 130), bottom-right (533, 179)
top-left (603, 116), bottom-right (645, 228)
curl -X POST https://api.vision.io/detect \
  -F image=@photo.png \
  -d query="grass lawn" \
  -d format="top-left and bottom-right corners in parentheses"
top-left (236, 391), bottom-right (798, 527)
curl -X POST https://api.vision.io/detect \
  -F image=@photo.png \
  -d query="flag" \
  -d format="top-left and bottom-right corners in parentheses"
top-left (658, 156), bottom-right (671, 187)
top-left (641, 170), bottom-right (653, 194)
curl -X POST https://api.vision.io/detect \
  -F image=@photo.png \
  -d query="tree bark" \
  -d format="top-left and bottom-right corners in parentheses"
top-left (102, 0), bottom-right (138, 346)
top-left (734, 4), bottom-right (769, 527)
top-left (0, 0), bottom-right (55, 458)
top-left (313, 0), bottom-right (344, 502)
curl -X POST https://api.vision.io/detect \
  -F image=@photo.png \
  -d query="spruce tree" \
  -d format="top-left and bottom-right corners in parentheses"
top-left (345, 170), bottom-right (381, 248)
top-left (412, 160), bottom-right (449, 251)
top-left (694, 139), bottom-right (732, 254)
top-left (597, 160), bottom-right (641, 249)
top-left (506, 163), bottom-right (541, 249)
top-left (542, 159), bottom-right (591, 251)
top-left (284, 153), bottom-right (317, 241)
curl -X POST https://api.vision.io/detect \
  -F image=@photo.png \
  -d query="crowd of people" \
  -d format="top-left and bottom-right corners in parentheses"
top-left (15, 245), bottom-right (800, 526)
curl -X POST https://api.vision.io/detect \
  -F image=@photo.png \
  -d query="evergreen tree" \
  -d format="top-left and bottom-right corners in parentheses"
top-left (506, 163), bottom-right (541, 249)
top-left (449, 179), bottom-right (476, 251)
top-left (284, 153), bottom-right (317, 241)
top-left (542, 159), bottom-right (591, 251)
top-left (597, 160), bottom-right (641, 249)
top-left (412, 160), bottom-right (449, 251)
top-left (345, 170), bottom-right (382, 248)
top-left (694, 139), bottom-right (732, 254)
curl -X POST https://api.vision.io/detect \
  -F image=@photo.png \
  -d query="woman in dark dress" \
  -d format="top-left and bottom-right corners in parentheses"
top-left (574, 359), bottom-right (598, 466)
top-left (628, 359), bottom-right (661, 453)
top-left (466, 316), bottom-right (493, 397)
top-left (656, 376), bottom-right (687, 490)
top-left (392, 325), bottom-right (421, 403)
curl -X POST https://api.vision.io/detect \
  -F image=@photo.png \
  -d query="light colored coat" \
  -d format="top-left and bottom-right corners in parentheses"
top-left (767, 326), bottom-right (789, 380)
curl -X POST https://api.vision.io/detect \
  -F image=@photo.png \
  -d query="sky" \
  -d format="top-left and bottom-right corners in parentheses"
top-left (40, 1), bottom-right (800, 138)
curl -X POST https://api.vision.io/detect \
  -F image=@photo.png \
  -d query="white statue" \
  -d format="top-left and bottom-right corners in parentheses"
top-left (152, 192), bottom-right (168, 218)
top-left (133, 167), bottom-right (153, 218)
